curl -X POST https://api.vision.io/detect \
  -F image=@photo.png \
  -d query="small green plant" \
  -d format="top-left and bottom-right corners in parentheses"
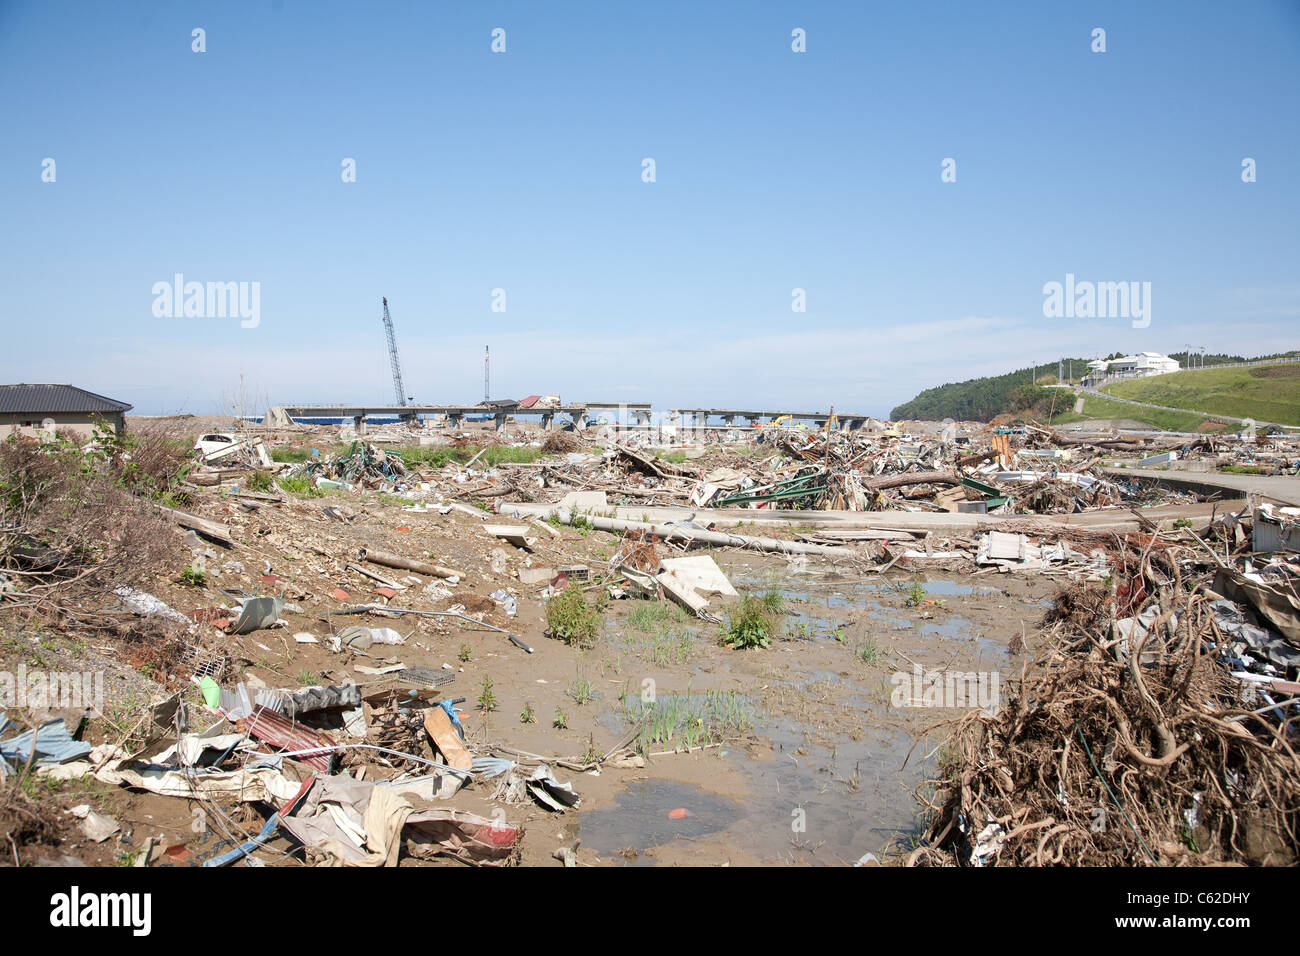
top-left (786, 619), bottom-right (812, 641)
top-left (244, 470), bottom-right (274, 493)
top-left (855, 640), bottom-right (880, 664)
top-left (553, 706), bottom-right (568, 729)
top-left (724, 594), bottom-right (780, 650)
top-left (570, 513), bottom-right (594, 534)
top-left (179, 564), bottom-right (206, 587)
top-left (545, 586), bottom-right (601, 647)
top-left (625, 689), bottom-right (755, 750)
top-left (458, 643), bottom-right (473, 662)
top-left (905, 580), bottom-right (927, 607)
top-left (1173, 517), bottom-right (1194, 529)
top-left (297, 670), bottom-right (321, 686)
top-left (627, 601), bottom-right (688, 633)
top-left (580, 734), bottom-right (601, 764)
top-left (477, 675), bottom-right (497, 712)
top-left (276, 474), bottom-right (323, 498)
top-left (571, 670), bottom-right (595, 705)
top-left (520, 701), bottom-right (536, 724)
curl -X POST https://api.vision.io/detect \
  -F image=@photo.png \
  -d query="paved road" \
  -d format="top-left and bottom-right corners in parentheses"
top-left (1105, 467), bottom-right (1300, 506)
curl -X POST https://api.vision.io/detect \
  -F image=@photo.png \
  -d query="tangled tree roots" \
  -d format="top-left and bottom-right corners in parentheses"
top-left (908, 586), bottom-right (1300, 866)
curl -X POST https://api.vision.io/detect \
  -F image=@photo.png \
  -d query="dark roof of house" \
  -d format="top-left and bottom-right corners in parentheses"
top-left (0, 384), bottom-right (133, 416)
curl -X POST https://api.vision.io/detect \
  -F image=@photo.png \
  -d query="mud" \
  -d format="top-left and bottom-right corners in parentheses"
top-left (4, 484), bottom-right (1059, 867)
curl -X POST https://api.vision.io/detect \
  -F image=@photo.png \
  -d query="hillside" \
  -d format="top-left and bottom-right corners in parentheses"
top-left (1073, 394), bottom-right (1236, 433)
top-left (889, 360), bottom-right (1091, 422)
top-left (1103, 363), bottom-right (1300, 426)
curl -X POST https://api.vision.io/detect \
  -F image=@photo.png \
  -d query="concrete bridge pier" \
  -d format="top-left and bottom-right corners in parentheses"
top-left (541, 412), bottom-right (556, 431)
top-left (493, 412), bottom-right (508, 432)
top-left (353, 414), bottom-right (367, 436)
top-left (448, 412), bottom-right (464, 428)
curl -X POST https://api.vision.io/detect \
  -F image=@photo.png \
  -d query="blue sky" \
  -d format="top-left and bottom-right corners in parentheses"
top-left (1, 0), bottom-right (1297, 417)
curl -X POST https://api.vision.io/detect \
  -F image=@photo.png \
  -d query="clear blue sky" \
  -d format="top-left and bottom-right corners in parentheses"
top-left (2, 0), bottom-right (1297, 417)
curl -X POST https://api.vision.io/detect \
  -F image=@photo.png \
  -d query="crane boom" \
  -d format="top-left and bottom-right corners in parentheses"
top-left (380, 297), bottom-right (407, 406)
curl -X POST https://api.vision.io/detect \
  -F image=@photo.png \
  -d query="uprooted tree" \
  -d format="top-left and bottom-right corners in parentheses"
top-left (907, 574), bottom-right (1300, 866)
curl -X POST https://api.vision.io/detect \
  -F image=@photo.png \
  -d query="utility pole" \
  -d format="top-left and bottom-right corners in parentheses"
top-left (484, 346), bottom-right (490, 403)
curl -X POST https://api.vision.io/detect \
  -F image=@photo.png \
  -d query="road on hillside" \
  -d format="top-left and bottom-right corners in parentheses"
top-left (1080, 383), bottom-right (1290, 430)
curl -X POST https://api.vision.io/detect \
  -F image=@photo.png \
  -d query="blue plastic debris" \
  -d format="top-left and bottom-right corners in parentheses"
top-left (0, 716), bottom-right (93, 768)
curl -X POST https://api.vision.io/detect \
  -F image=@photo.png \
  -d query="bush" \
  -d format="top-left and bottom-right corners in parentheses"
top-left (545, 586), bottom-right (601, 647)
top-left (723, 594), bottom-right (781, 650)
top-left (0, 433), bottom-right (179, 596)
top-left (244, 470), bottom-right (273, 493)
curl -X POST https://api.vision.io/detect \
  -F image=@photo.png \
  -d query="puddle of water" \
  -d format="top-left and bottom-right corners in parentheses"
top-left (578, 779), bottom-right (739, 864)
top-left (588, 683), bottom-right (929, 865)
top-left (743, 720), bottom-right (927, 863)
top-left (577, 571), bottom-right (1005, 863)
top-left (729, 574), bottom-right (1004, 601)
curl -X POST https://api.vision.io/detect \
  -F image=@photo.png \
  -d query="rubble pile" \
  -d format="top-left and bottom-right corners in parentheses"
top-left (286, 441), bottom-right (410, 491)
top-left (3, 408), bottom-right (1298, 868)
top-left (908, 509), bottom-right (1300, 866)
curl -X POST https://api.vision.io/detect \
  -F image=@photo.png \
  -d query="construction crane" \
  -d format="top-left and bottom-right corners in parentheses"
top-left (380, 297), bottom-right (409, 406)
top-left (484, 345), bottom-right (490, 403)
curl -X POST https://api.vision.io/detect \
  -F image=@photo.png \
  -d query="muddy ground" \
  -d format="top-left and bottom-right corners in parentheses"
top-left (2, 464), bottom-right (1058, 867)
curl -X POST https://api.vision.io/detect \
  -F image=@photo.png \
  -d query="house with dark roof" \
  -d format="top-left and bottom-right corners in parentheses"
top-left (0, 384), bottom-right (133, 440)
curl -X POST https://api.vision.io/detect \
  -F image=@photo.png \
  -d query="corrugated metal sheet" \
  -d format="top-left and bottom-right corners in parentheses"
top-left (0, 384), bottom-right (133, 415)
top-left (0, 715), bottom-right (94, 766)
top-left (246, 706), bottom-right (337, 772)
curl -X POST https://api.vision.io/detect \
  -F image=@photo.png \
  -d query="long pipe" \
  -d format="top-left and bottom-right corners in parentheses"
top-left (550, 509), bottom-right (854, 557)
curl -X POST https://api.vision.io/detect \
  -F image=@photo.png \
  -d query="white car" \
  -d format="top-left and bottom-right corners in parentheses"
top-left (194, 433), bottom-right (242, 458)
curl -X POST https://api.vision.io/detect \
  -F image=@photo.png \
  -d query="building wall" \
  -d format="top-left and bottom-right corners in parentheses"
top-left (0, 412), bottom-right (125, 442)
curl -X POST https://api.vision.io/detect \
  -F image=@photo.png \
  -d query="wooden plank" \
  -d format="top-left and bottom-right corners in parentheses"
top-left (423, 707), bottom-right (473, 771)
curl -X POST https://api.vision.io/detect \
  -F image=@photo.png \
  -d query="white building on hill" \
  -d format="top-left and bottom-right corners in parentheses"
top-left (1083, 352), bottom-right (1180, 387)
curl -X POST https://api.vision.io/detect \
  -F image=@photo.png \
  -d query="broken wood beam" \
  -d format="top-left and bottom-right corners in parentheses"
top-left (358, 547), bottom-right (466, 580)
top-left (148, 501), bottom-right (234, 547)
